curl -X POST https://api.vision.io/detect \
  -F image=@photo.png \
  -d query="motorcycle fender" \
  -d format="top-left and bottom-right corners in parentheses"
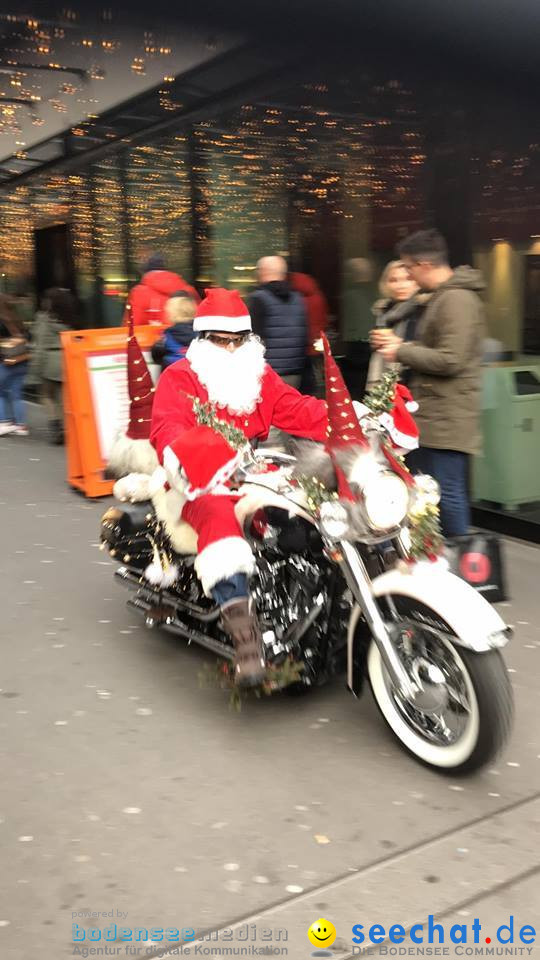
top-left (346, 564), bottom-right (510, 693)
top-left (371, 565), bottom-right (509, 652)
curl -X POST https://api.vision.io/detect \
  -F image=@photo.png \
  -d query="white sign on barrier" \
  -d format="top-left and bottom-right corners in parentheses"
top-left (87, 350), bottom-right (159, 460)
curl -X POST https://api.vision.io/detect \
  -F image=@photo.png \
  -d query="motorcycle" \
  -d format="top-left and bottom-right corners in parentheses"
top-left (100, 408), bottom-right (513, 775)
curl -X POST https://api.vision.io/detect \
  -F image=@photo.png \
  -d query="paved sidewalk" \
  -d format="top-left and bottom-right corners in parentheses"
top-left (1, 404), bottom-right (539, 960)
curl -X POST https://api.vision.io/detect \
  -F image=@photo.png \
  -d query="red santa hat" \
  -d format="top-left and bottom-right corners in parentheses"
top-left (107, 303), bottom-right (159, 479)
top-left (322, 333), bottom-right (369, 501)
top-left (379, 383), bottom-right (419, 452)
top-left (163, 424), bottom-right (244, 500)
top-left (193, 288), bottom-right (251, 334)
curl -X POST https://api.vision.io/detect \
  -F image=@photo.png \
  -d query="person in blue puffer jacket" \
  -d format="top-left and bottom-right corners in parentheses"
top-left (151, 291), bottom-right (196, 371)
top-left (248, 256), bottom-right (308, 388)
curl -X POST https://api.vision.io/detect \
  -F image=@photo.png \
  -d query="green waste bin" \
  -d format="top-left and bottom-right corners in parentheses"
top-left (472, 361), bottom-right (540, 509)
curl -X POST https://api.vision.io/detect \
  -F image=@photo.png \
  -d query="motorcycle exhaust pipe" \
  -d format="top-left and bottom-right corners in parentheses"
top-left (282, 592), bottom-right (325, 645)
top-left (115, 566), bottom-right (142, 592)
top-left (115, 566), bottom-right (220, 623)
top-left (337, 541), bottom-right (418, 701)
top-left (126, 597), bottom-right (234, 660)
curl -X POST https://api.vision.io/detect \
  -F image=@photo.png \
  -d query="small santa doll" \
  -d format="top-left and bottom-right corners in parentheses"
top-left (379, 383), bottom-right (419, 455)
top-left (352, 382), bottom-right (419, 457)
top-left (150, 288), bottom-right (329, 686)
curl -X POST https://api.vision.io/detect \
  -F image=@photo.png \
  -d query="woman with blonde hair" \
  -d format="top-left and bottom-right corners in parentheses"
top-left (367, 259), bottom-right (422, 387)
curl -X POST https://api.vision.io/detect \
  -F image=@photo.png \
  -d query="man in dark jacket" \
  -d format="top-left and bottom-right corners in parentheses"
top-left (371, 229), bottom-right (486, 538)
top-left (249, 256), bottom-right (308, 387)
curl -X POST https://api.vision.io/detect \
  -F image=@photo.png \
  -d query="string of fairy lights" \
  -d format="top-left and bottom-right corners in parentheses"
top-left (0, 82), bottom-right (425, 285)
top-left (125, 135), bottom-right (192, 277)
top-left (0, 63), bottom-right (539, 288)
top-left (0, 9), bottom-right (178, 141)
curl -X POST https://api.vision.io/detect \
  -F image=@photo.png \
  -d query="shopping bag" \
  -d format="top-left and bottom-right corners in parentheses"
top-left (446, 532), bottom-right (508, 603)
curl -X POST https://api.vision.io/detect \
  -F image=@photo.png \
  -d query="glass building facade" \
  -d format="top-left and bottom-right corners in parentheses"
top-left (0, 55), bottom-right (539, 536)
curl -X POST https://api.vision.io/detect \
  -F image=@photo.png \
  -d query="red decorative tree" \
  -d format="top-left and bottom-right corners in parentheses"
top-left (125, 304), bottom-right (155, 441)
top-left (321, 333), bottom-right (368, 500)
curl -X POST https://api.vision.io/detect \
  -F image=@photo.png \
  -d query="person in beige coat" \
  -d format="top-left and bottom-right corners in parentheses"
top-left (371, 229), bottom-right (485, 538)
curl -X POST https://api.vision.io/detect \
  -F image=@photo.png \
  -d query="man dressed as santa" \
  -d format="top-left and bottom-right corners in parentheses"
top-left (150, 288), bottom-right (329, 687)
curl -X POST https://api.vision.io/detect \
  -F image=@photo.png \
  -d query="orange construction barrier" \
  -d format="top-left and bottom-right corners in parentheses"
top-left (61, 326), bottom-right (163, 498)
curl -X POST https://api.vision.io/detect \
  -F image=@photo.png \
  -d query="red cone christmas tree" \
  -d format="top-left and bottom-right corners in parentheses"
top-left (321, 333), bottom-right (368, 500)
top-left (125, 306), bottom-right (155, 441)
top-left (107, 302), bottom-right (159, 478)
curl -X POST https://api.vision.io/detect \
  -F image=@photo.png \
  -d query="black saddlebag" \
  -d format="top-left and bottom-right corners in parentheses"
top-left (100, 502), bottom-right (154, 568)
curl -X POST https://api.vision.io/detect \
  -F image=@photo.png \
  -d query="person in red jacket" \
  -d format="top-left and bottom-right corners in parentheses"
top-left (289, 271), bottom-right (329, 393)
top-left (289, 271), bottom-right (328, 355)
top-left (124, 254), bottom-right (199, 326)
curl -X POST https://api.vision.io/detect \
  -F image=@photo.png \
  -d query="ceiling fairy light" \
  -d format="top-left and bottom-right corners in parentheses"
top-left (0, 7), bottom-right (182, 165)
top-left (0, 62), bottom-right (88, 83)
top-left (0, 50), bottom-right (440, 277)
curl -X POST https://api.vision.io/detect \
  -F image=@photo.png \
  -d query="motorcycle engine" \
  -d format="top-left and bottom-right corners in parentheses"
top-left (251, 546), bottom-right (332, 687)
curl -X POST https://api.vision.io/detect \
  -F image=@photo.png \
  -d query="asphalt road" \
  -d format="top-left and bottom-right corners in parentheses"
top-left (1, 407), bottom-right (540, 960)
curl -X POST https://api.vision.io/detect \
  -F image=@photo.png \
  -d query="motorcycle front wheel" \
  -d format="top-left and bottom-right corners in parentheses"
top-left (366, 597), bottom-right (513, 775)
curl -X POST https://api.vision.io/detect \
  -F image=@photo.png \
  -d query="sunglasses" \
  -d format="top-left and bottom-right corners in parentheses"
top-left (205, 333), bottom-right (250, 348)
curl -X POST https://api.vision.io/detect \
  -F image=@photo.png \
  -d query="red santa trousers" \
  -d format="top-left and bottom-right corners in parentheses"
top-left (181, 494), bottom-right (256, 598)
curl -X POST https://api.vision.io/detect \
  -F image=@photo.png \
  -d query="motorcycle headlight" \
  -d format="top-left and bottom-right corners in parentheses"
top-left (364, 472), bottom-right (409, 531)
top-left (319, 500), bottom-right (350, 540)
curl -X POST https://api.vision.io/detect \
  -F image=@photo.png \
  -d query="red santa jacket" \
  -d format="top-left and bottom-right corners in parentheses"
top-left (125, 270), bottom-right (200, 326)
top-left (150, 359), bottom-right (328, 463)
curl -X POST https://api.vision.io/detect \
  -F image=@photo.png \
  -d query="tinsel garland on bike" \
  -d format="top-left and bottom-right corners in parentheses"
top-left (363, 368), bottom-right (400, 414)
top-left (199, 656), bottom-right (305, 710)
top-left (294, 474), bottom-right (339, 512)
top-left (365, 370), bottom-right (444, 560)
top-left (292, 368), bottom-right (444, 563)
top-left (190, 395), bottom-right (248, 450)
top-left (407, 494), bottom-right (444, 562)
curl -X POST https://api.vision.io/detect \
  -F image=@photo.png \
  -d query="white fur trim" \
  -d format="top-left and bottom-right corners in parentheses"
top-left (113, 473), bottom-right (152, 502)
top-left (183, 447), bottom-right (245, 501)
top-left (148, 465), bottom-right (168, 496)
top-left (379, 412), bottom-right (419, 451)
top-left (151, 486), bottom-right (198, 555)
top-left (143, 560), bottom-right (179, 588)
top-left (194, 536), bottom-right (256, 597)
top-left (161, 564), bottom-right (179, 587)
top-left (144, 561), bottom-right (167, 585)
top-left (406, 400), bottom-right (419, 413)
top-left (193, 314), bottom-right (251, 333)
top-left (348, 450), bottom-right (384, 488)
top-left (107, 434), bottom-right (159, 478)
top-left (163, 445), bottom-right (181, 484)
top-left (353, 400), bottom-right (371, 421)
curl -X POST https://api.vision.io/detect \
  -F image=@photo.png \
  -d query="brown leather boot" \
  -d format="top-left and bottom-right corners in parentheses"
top-left (220, 598), bottom-right (266, 687)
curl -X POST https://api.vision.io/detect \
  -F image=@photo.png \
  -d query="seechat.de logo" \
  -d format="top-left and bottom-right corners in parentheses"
top-left (351, 915), bottom-right (536, 950)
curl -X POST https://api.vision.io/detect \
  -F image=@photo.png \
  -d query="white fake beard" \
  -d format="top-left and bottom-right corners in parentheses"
top-left (186, 335), bottom-right (266, 415)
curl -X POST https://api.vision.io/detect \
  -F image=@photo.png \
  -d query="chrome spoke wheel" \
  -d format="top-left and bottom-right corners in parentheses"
top-left (365, 594), bottom-right (513, 773)
top-left (383, 621), bottom-right (474, 749)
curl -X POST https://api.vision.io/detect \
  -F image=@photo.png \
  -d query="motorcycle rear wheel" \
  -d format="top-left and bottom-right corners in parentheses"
top-left (366, 598), bottom-right (513, 775)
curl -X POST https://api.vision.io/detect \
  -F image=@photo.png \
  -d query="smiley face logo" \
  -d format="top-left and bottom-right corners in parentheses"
top-left (307, 918), bottom-right (337, 949)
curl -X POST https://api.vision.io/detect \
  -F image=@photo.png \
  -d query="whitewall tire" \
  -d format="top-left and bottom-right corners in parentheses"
top-left (366, 600), bottom-right (513, 774)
